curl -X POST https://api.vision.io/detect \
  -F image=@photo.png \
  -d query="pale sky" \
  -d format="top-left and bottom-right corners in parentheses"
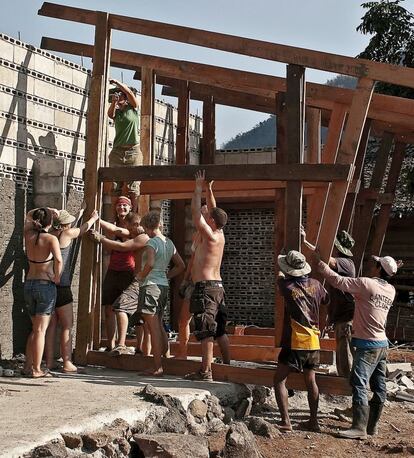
top-left (2, 0), bottom-right (413, 146)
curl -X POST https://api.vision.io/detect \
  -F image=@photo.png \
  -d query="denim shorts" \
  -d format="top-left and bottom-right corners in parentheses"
top-left (24, 280), bottom-right (57, 316)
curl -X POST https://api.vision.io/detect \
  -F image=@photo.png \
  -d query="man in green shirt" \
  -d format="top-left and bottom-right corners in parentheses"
top-left (108, 79), bottom-right (142, 211)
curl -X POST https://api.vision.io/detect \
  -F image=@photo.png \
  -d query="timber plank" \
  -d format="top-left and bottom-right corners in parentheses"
top-left (39, 3), bottom-right (414, 89)
top-left (40, 37), bottom-right (414, 130)
top-left (98, 163), bottom-right (352, 183)
top-left (74, 13), bottom-right (111, 365)
top-left (86, 351), bottom-right (351, 395)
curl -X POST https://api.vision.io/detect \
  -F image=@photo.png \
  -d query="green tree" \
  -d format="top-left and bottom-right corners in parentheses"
top-left (357, 0), bottom-right (414, 98)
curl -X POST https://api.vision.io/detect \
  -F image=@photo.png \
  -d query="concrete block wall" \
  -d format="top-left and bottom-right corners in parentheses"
top-left (0, 33), bottom-right (202, 357)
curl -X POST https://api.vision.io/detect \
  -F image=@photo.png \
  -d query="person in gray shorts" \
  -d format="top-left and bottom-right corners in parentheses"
top-left (136, 211), bottom-right (185, 376)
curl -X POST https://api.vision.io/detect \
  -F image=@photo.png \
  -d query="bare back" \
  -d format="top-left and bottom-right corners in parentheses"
top-left (25, 231), bottom-right (56, 281)
top-left (191, 230), bottom-right (225, 283)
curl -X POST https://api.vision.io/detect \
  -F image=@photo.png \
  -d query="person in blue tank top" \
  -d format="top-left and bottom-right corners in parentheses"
top-left (45, 204), bottom-right (99, 373)
top-left (137, 211), bottom-right (185, 376)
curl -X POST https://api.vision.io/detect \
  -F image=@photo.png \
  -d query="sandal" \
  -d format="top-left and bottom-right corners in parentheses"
top-left (31, 369), bottom-right (53, 379)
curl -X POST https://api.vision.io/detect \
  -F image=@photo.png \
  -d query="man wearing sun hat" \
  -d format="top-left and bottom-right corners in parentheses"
top-left (302, 229), bottom-right (356, 377)
top-left (317, 252), bottom-right (400, 439)
top-left (274, 250), bottom-right (330, 433)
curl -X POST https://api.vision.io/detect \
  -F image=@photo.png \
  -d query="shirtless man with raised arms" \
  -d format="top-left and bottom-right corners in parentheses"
top-left (185, 170), bottom-right (230, 381)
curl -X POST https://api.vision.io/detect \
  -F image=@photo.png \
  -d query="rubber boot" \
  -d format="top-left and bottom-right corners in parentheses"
top-left (337, 405), bottom-right (369, 439)
top-left (367, 402), bottom-right (384, 436)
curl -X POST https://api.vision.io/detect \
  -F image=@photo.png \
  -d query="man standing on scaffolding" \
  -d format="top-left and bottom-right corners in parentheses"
top-left (108, 79), bottom-right (142, 212)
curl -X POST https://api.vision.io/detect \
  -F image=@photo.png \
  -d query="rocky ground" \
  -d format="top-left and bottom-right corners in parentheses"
top-left (0, 355), bottom-right (413, 457)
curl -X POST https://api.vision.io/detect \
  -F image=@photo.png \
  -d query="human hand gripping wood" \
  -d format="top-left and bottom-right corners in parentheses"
top-left (195, 170), bottom-right (205, 191)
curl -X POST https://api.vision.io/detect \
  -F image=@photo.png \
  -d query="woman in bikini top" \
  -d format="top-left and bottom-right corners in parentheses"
top-left (25, 208), bottom-right (62, 283)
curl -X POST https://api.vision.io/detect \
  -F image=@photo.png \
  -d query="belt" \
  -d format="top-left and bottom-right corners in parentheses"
top-left (26, 279), bottom-right (54, 285)
top-left (196, 280), bottom-right (223, 288)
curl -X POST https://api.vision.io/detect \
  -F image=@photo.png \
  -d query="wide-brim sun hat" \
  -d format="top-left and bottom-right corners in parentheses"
top-left (56, 210), bottom-right (75, 226)
top-left (278, 250), bottom-right (311, 277)
top-left (334, 230), bottom-right (355, 257)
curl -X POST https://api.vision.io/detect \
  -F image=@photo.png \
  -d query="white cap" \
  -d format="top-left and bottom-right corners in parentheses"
top-left (372, 255), bottom-right (398, 276)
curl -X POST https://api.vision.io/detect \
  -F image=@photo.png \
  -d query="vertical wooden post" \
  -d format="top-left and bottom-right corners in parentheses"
top-left (366, 142), bottom-right (406, 262)
top-left (305, 107), bottom-right (321, 164)
top-left (201, 95), bottom-right (215, 164)
top-left (285, 64), bottom-right (305, 252)
top-left (274, 92), bottom-right (287, 346)
top-left (171, 81), bottom-right (190, 330)
top-left (339, 120), bottom-right (372, 232)
top-left (139, 67), bottom-right (155, 216)
top-left (352, 132), bottom-right (394, 274)
top-left (75, 12), bottom-right (111, 364)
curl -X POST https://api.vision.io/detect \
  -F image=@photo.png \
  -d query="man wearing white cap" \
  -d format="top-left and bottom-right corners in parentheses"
top-left (274, 250), bottom-right (330, 433)
top-left (317, 253), bottom-right (400, 439)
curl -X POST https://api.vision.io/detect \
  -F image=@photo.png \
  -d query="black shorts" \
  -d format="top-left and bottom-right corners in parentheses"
top-left (278, 348), bottom-right (320, 372)
top-left (190, 281), bottom-right (227, 341)
top-left (55, 286), bottom-right (73, 308)
top-left (102, 269), bottom-right (134, 306)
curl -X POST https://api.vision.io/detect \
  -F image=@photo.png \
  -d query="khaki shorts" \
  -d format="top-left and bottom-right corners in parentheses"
top-left (112, 278), bottom-right (140, 316)
top-left (139, 284), bottom-right (169, 316)
top-left (108, 144), bottom-right (142, 196)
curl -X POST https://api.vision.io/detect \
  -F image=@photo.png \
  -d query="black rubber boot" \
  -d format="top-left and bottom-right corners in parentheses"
top-left (367, 402), bottom-right (384, 436)
top-left (337, 405), bottom-right (369, 439)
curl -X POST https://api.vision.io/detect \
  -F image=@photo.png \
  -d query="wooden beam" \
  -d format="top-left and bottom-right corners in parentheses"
top-left (39, 3), bottom-right (414, 89)
top-left (176, 81), bottom-right (190, 164)
top-left (285, 65), bottom-right (305, 252)
top-left (352, 132), bottom-right (394, 275)
top-left (41, 36), bottom-right (414, 130)
top-left (365, 142), bottom-right (407, 265)
top-left (74, 13), bottom-right (111, 365)
top-left (99, 163), bottom-right (352, 183)
top-left (306, 107), bottom-right (321, 164)
top-left (317, 78), bottom-right (374, 331)
top-left (339, 119), bottom-right (372, 232)
top-left (86, 351), bottom-right (351, 394)
top-left (201, 96), bottom-right (215, 164)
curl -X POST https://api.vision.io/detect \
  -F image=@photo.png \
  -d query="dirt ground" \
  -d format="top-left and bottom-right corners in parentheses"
top-left (388, 348), bottom-right (414, 364)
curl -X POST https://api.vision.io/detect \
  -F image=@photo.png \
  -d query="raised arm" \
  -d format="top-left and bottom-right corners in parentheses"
top-left (99, 218), bottom-right (130, 238)
top-left (192, 170), bottom-right (215, 240)
top-left (67, 210), bottom-right (99, 239)
top-left (109, 79), bottom-right (138, 109)
top-left (102, 233), bottom-right (148, 252)
top-left (317, 259), bottom-right (363, 294)
top-left (206, 180), bottom-right (216, 212)
top-left (301, 227), bottom-right (336, 268)
top-left (107, 92), bottom-right (118, 120)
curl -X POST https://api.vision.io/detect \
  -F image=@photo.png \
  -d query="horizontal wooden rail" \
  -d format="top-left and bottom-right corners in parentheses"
top-left (87, 351), bottom-right (350, 395)
top-left (98, 163), bottom-right (353, 183)
top-left (39, 2), bottom-right (414, 89)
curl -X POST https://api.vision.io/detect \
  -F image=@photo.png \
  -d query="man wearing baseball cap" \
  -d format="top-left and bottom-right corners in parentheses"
top-left (274, 250), bottom-right (330, 433)
top-left (317, 252), bottom-right (400, 439)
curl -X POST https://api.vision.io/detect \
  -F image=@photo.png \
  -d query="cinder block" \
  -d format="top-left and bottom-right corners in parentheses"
top-left (215, 153), bottom-right (225, 165)
top-left (34, 176), bottom-right (65, 193)
top-left (54, 61), bottom-right (73, 84)
top-left (247, 152), bottom-right (271, 164)
top-left (55, 86), bottom-right (72, 107)
top-left (13, 44), bottom-right (35, 67)
top-left (34, 79), bottom-right (55, 100)
top-left (224, 152), bottom-right (248, 165)
top-left (0, 145), bottom-right (17, 164)
top-left (33, 157), bottom-right (65, 177)
top-left (72, 115), bottom-right (86, 135)
top-left (55, 134), bottom-right (74, 154)
top-left (34, 54), bottom-right (55, 77)
top-left (0, 117), bottom-right (18, 139)
top-left (0, 38), bottom-right (14, 61)
top-left (27, 101), bottom-right (55, 125)
top-left (55, 110), bottom-right (74, 131)
top-left (0, 93), bottom-right (14, 113)
top-left (71, 92), bottom-right (87, 111)
top-left (34, 193), bottom-right (65, 209)
top-left (0, 67), bottom-right (19, 89)
top-left (72, 70), bottom-right (89, 89)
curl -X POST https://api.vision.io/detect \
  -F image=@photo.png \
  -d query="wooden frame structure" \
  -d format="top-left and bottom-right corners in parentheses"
top-left (38, 3), bottom-right (414, 394)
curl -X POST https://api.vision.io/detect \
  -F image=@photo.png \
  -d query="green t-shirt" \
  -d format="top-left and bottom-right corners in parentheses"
top-left (113, 105), bottom-right (140, 147)
top-left (141, 236), bottom-right (176, 287)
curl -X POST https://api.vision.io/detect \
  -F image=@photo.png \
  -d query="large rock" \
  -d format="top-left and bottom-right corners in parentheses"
top-left (133, 433), bottom-right (209, 458)
top-left (235, 398), bottom-right (253, 419)
top-left (247, 416), bottom-right (278, 438)
top-left (61, 432), bottom-right (82, 449)
top-left (205, 395), bottom-right (224, 421)
top-left (28, 440), bottom-right (68, 458)
top-left (81, 432), bottom-right (109, 451)
top-left (188, 399), bottom-right (208, 419)
top-left (224, 422), bottom-right (262, 458)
